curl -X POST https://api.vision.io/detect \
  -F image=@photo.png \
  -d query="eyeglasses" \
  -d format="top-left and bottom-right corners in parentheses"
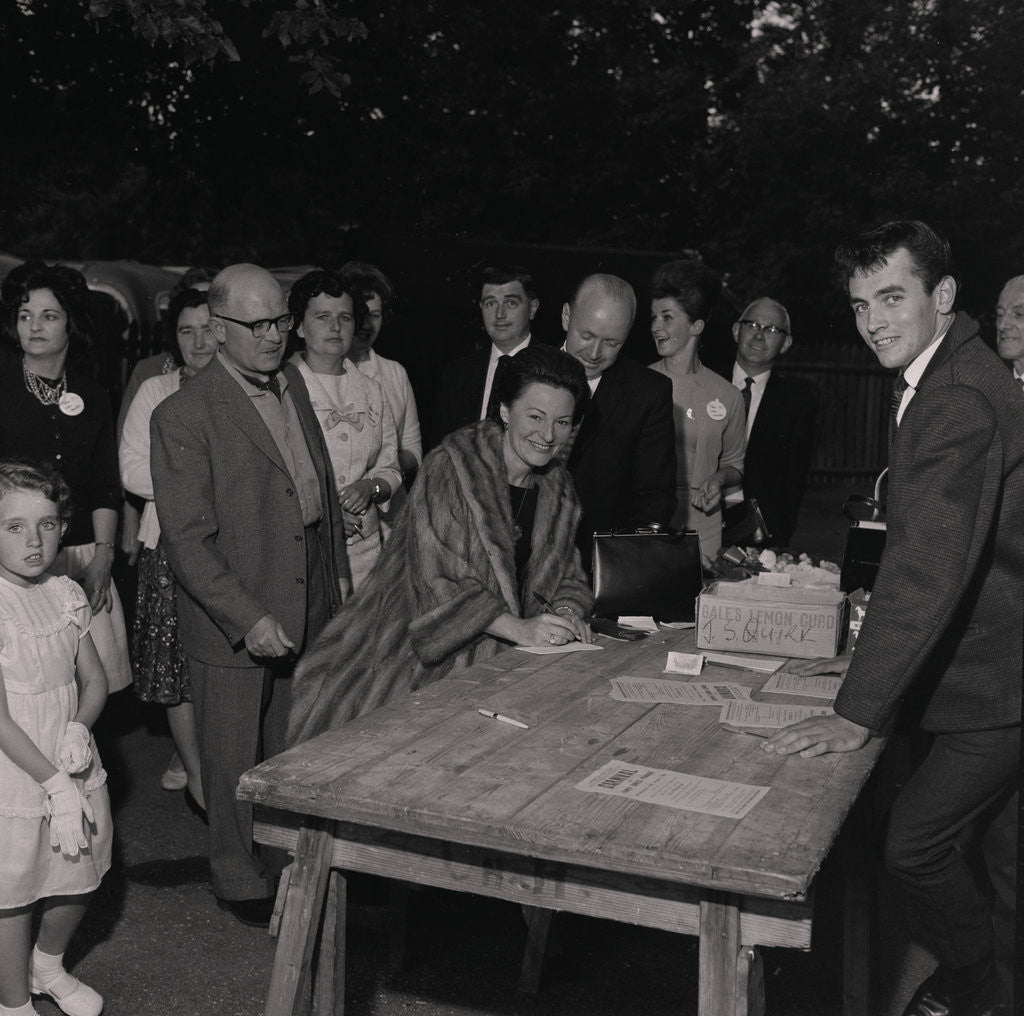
top-left (213, 313), bottom-right (294, 339)
top-left (738, 318), bottom-right (789, 339)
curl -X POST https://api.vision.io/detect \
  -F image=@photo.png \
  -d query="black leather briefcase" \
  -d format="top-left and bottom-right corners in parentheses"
top-left (591, 526), bottom-right (704, 623)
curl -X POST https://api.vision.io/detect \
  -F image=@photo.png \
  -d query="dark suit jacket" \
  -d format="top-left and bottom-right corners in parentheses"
top-left (151, 356), bottom-right (346, 668)
top-left (431, 347), bottom-right (490, 448)
top-left (835, 313), bottom-right (1024, 733)
top-left (741, 370), bottom-right (818, 546)
top-left (568, 356), bottom-right (676, 569)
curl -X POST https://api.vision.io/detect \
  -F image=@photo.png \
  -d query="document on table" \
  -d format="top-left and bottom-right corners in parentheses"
top-left (664, 651), bottom-right (704, 675)
top-left (616, 615), bottom-right (660, 632)
top-left (703, 651), bottom-right (786, 673)
top-left (609, 676), bottom-right (751, 705)
top-left (759, 671), bottom-right (843, 700)
top-left (719, 699), bottom-right (834, 728)
top-left (576, 760), bottom-right (769, 819)
top-left (514, 642), bottom-right (604, 655)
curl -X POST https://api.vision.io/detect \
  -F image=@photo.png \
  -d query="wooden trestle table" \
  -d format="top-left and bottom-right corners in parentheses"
top-left (239, 627), bottom-right (883, 1016)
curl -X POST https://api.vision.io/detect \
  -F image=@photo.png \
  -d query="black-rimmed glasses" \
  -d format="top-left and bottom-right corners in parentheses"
top-left (213, 313), bottom-right (294, 339)
top-left (738, 318), bottom-right (788, 339)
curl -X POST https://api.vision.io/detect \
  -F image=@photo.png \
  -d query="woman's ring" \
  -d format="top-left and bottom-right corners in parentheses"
top-left (548, 635), bottom-right (557, 644)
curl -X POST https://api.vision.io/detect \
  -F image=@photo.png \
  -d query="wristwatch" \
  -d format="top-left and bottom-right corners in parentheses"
top-left (371, 480), bottom-right (383, 503)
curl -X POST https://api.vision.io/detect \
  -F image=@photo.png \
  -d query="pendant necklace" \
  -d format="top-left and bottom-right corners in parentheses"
top-left (22, 363), bottom-right (85, 416)
top-left (511, 479), bottom-right (533, 542)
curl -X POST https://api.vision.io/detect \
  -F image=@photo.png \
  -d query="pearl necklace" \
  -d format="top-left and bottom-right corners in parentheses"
top-left (23, 363), bottom-right (66, 406)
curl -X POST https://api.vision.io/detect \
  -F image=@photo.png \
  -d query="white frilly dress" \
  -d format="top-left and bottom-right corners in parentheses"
top-left (0, 574), bottom-right (112, 908)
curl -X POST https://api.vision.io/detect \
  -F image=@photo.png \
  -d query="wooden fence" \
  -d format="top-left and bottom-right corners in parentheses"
top-left (782, 342), bottom-right (892, 482)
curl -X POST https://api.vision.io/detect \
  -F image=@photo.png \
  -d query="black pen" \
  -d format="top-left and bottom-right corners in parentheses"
top-left (533, 591), bottom-right (596, 625)
top-left (533, 591), bottom-right (556, 611)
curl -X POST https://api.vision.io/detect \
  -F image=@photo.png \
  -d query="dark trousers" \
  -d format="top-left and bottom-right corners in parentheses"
top-left (981, 786), bottom-right (1018, 1005)
top-left (883, 726), bottom-right (1019, 984)
top-left (189, 526), bottom-right (332, 901)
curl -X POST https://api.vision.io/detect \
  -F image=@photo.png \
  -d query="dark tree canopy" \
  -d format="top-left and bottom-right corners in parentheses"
top-left (0, 0), bottom-right (1020, 338)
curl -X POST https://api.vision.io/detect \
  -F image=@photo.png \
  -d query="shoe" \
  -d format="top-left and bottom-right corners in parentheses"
top-left (30, 967), bottom-right (103, 1016)
top-left (216, 895), bottom-right (275, 927)
top-left (183, 787), bottom-right (208, 825)
top-left (901, 959), bottom-right (998, 1016)
top-left (160, 752), bottom-right (188, 791)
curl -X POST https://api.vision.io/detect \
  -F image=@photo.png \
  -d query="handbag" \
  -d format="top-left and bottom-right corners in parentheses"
top-left (722, 497), bottom-right (773, 547)
top-left (591, 526), bottom-right (704, 623)
top-left (839, 469), bottom-right (887, 592)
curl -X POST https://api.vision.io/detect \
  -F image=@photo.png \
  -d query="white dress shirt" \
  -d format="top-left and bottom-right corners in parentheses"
top-left (480, 335), bottom-right (532, 419)
top-left (896, 319), bottom-right (953, 425)
top-left (731, 363), bottom-right (771, 437)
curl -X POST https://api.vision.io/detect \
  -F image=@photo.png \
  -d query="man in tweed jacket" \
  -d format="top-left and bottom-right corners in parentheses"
top-left (765, 222), bottom-right (1022, 1016)
top-left (152, 264), bottom-right (347, 927)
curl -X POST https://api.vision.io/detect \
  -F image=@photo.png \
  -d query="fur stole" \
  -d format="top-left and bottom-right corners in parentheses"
top-left (287, 421), bottom-right (592, 746)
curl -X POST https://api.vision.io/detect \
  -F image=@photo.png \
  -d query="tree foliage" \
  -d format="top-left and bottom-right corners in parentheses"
top-left (0, 0), bottom-right (1020, 338)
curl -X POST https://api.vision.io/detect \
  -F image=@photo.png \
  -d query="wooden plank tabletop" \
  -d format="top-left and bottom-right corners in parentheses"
top-left (240, 629), bottom-right (882, 901)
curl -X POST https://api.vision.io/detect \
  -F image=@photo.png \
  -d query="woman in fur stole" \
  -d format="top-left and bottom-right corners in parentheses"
top-left (287, 346), bottom-right (594, 746)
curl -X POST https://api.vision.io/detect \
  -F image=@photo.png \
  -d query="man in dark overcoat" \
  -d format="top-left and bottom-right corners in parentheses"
top-left (765, 221), bottom-right (1022, 1016)
top-left (561, 273), bottom-right (676, 571)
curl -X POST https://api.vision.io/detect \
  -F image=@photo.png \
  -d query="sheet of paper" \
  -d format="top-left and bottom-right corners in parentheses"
top-left (659, 620), bottom-right (696, 629)
top-left (702, 651), bottom-right (786, 673)
top-left (576, 760), bottom-right (769, 819)
top-left (664, 651), bottom-right (704, 675)
top-left (616, 615), bottom-right (660, 632)
top-left (760, 671), bottom-right (843, 700)
top-left (514, 642), bottom-right (604, 655)
top-left (609, 676), bottom-right (751, 705)
top-left (719, 699), bottom-right (834, 728)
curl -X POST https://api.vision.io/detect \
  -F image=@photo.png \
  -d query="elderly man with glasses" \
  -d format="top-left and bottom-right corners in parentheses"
top-left (730, 297), bottom-right (817, 547)
top-left (151, 264), bottom-right (349, 927)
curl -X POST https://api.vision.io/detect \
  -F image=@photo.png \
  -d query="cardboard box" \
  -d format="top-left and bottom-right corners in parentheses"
top-left (696, 579), bottom-right (845, 659)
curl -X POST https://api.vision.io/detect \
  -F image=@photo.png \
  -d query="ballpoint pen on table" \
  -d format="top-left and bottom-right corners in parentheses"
top-left (477, 709), bottom-right (529, 729)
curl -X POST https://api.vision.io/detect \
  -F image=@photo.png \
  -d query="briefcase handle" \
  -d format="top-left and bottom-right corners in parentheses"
top-left (604, 523), bottom-right (688, 536)
top-left (841, 468), bottom-right (888, 524)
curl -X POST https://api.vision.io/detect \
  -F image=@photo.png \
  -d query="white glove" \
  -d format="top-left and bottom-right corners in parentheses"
top-left (41, 770), bottom-right (95, 858)
top-left (58, 720), bottom-right (93, 774)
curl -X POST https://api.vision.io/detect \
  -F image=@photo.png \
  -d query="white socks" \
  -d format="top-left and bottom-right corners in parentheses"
top-left (0, 1002), bottom-right (39, 1016)
top-left (29, 946), bottom-right (103, 1016)
top-left (31, 945), bottom-right (73, 990)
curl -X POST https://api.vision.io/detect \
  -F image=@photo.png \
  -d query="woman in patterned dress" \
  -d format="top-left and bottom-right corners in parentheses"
top-left (119, 288), bottom-right (217, 814)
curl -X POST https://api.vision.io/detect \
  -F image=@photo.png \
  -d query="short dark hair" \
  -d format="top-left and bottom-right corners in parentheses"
top-left (287, 269), bottom-right (360, 345)
top-left (165, 287), bottom-right (210, 365)
top-left (170, 266), bottom-right (219, 298)
top-left (1, 261), bottom-right (95, 358)
top-left (834, 220), bottom-right (955, 294)
top-left (649, 260), bottom-right (722, 324)
top-left (480, 264), bottom-right (536, 302)
top-left (0, 458), bottom-right (73, 521)
top-left (488, 345), bottom-right (589, 425)
top-left (338, 261), bottom-right (396, 315)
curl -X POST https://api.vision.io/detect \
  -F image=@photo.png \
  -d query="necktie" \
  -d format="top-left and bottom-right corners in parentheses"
top-left (741, 376), bottom-right (754, 419)
top-left (889, 373), bottom-right (908, 445)
top-left (482, 354), bottom-right (511, 420)
top-left (241, 371), bottom-right (282, 401)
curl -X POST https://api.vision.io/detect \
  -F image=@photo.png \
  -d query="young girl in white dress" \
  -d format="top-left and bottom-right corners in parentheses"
top-left (0, 461), bottom-right (111, 1016)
